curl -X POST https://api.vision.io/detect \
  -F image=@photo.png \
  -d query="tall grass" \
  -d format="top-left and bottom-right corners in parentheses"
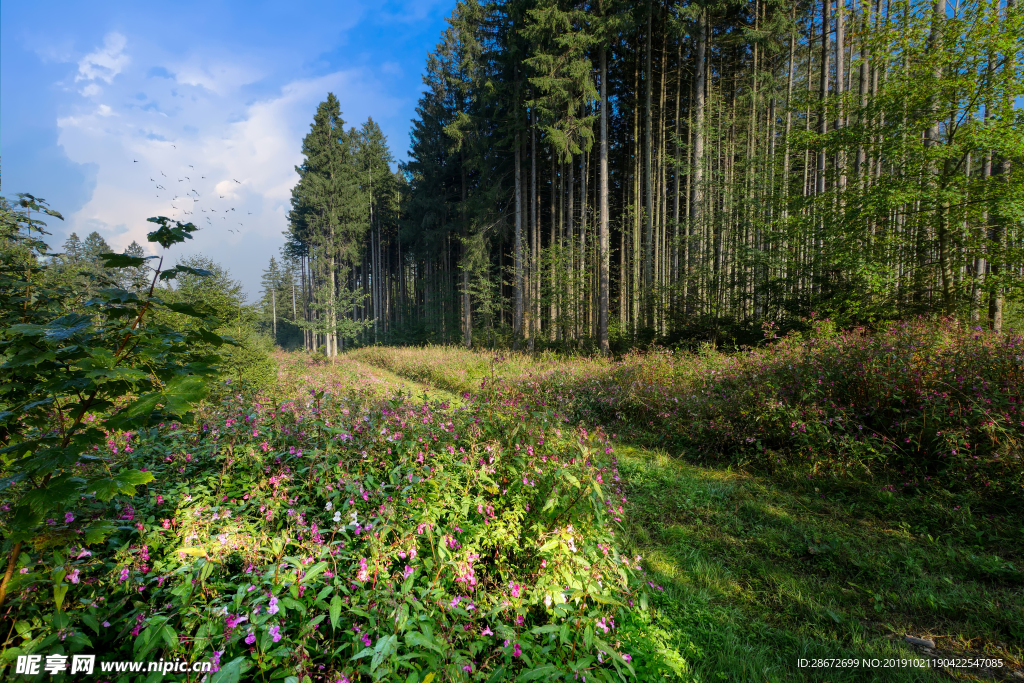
top-left (351, 318), bottom-right (1024, 499)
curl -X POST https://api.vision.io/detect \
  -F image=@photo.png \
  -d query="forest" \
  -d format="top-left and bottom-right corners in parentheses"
top-left (271, 0), bottom-right (1022, 354)
top-left (0, 0), bottom-right (1021, 681)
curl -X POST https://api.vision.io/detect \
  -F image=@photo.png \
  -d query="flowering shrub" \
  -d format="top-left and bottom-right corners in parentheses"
top-left (352, 318), bottom-right (1024, 497)
top-left (0, 356), bottom-right (685, 681)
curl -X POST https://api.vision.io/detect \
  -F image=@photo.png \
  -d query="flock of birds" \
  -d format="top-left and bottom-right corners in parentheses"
top-left (141, 154), bottom-right (252, 235)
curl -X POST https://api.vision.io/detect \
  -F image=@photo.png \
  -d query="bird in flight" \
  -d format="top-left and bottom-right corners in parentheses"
top-left (248, 212), bottom-right (252, 215)
top-left (172, 144), bottom-right (176, 149)
top-left (161, 172), bottom-right (166, 177)
top-left (233, 179), bottom-right (241, 184)
top-left (219, 195), bottom-right (225, 198)
top-left (189, 165), bottom-right (194, 169)
top-left (134, 160), bottom-right (139, 163)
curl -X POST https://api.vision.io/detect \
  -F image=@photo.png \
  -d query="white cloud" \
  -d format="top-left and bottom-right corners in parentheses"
top-left (80, 83), bottom-right (101, 97)
top-left (55, 44), bottom-right (406, 295)
top-left (173, 60), bottom-right (262, 95)
top-left (76, 32), bottom-right (129, 84)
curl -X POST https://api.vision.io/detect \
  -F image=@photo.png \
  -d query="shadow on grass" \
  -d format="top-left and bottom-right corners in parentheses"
top-left (615, 445), bottom-right (1023, 682)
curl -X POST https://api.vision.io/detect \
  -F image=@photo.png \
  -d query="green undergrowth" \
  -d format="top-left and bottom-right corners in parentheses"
top-left (1, 353), bottom-right (687, 682)
top-left (349, 346), bottom-right (1024, 681)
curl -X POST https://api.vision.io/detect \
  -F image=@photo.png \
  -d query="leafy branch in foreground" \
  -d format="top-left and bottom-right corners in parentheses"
top-left (0, 208), bottom-right (228, 607)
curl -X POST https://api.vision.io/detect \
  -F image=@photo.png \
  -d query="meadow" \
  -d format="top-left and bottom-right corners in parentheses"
top-left (3, 317), bottom-right (1020, 682)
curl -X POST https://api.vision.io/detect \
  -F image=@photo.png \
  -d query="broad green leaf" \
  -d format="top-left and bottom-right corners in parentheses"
top-left (53, 584), bottom-right (68, 611)
top-left (330, 595), bottom-right (342, 629)
top-left (210, 656), bottom-right (246, 683)
top-left (517, 666), bottom-right (560, 681)
top-left (300, 561), bottom-right (328, 584)
top-left (99, 253), bottom-right (155, 268)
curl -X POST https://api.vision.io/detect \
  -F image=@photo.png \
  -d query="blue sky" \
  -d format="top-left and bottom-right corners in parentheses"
top-left (1, 0), bottom-right (453, 297)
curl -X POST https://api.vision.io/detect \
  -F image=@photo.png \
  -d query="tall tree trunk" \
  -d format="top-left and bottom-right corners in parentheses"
top-left (462, 153), bottom-right (472, 348)
top-left (672, 41), bottom-right (682, 329)
top-left (515, 133), bottom-right (524, 348)
top-left (644, 3), bottom-right (655, 328)
top-left (689, 10), bottom-right (707, 317)
top-left (600, 48), bottom-right (610, 355)
top-left (835, 0), bottom-right (847, 194)
top-left (550, 155), bottom-right (557, 340)
top-left (988, 0), bottom-right (1015, 332)
top-left (531, 116), bottom-right (538, 349)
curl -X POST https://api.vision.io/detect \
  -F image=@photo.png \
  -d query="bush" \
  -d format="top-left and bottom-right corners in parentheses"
top-left (0, 356), bottom-right (684, 681)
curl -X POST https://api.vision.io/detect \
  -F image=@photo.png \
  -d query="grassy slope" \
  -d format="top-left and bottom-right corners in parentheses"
top-left (346, 347), bottom-right (1023, 682)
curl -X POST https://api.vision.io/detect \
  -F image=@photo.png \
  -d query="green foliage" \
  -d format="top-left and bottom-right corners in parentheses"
top-left (349, 319), bottom-right (1024, 500)
top-left (0, 356), bottom-right (684, 681)
top-left (161, 255), bottom-right (276, 390)
top-left (0, 199), bottom-right (225, 557)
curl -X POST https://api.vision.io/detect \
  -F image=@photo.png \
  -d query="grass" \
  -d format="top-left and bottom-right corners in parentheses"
top-left (344, 346), bottom-right (1024, 682)
top-left (617, 445), bottom-right (1022, 682)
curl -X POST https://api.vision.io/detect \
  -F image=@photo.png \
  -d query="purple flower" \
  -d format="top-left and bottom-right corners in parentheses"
top-left (245, 632), bottom-right (256, 645)
top-left (65, 512), bottom-right (75, 523)
top-left (119, 568), bottom-right (130, 582)
top-left (403, 565), bottom-right (414, 580)
top-left (269, 625), bottom-right (282, 643)
top-left (267, 596), bottom-right (279, 615)
top-left (68, 569), bottom-right (81, 584)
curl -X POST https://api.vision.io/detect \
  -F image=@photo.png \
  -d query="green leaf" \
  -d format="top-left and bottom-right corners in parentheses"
top-left (280, 596), bottom-right (306, 614)
top-left (146, 217), bottom-right (199, 249)
top-left (165, 302), bottom-right (205, 318)
top-left (99, 253), bottom-right (156, 268)
top-left (53, 584), bottom-right (68, 611)
top-left (405, 631), bottom-right (443, 655)
top-left (300, 561), bottom-right (328, 584)
top-left (112, 469), bottom-right (155, 496)
top-left (83, 521), bottom-right (117, 544)
top-left (21, 476), bottom-right (86, 512)
top-left (370, 634), bottom-right (397, 672)
top-left (210, 656), bottom-right (246, 683)
top-left (196, 328), bottom-right (226, 346)
top-left (162, 375), bottom-right (208, 416)
top-left (330, 595), bottom-right (342, 629)
top-left (118, 393), bottom-right (163, 420)
top-left (517, 666), bottom-right (560, 681)
top-left (81, 614), bottom-right (100, 635)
